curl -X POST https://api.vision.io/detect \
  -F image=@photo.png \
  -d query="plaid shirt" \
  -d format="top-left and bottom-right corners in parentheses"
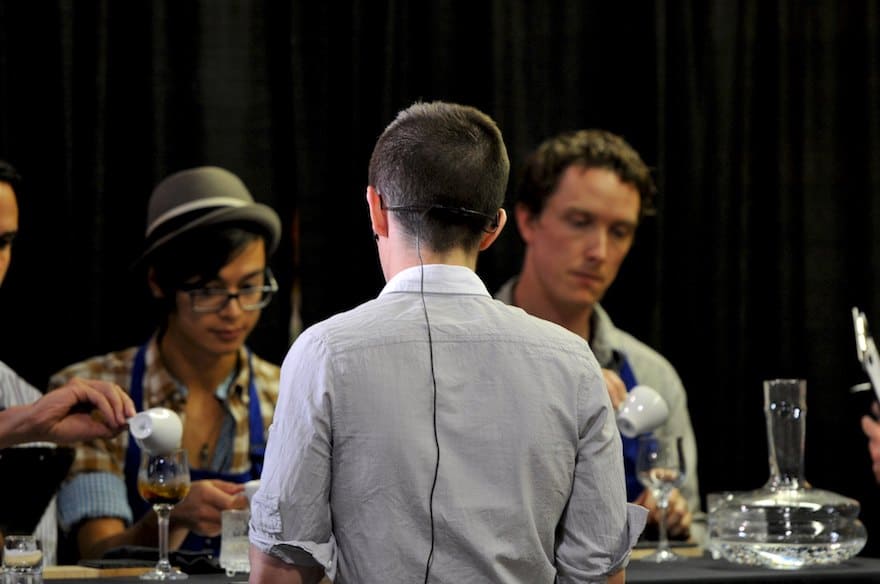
top-left (49, 336), bottom-right (280, 528)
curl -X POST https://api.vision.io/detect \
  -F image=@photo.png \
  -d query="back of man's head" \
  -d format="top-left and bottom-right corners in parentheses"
top-left (368, 101), bottom-right (510, 252)
top-left (517, 129), bottom-right (656, 220)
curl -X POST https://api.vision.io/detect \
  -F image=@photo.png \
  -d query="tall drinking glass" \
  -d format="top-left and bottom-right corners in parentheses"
top-left (636, 435), bottom-right (686, 562)
top-left (137, 449), bottom-right (191, 580)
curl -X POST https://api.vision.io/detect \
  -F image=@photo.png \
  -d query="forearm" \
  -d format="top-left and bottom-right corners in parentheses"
top-left (0, 403), bottom-right (40, 448)
top-left (77, 513), bottom-right (188, 559)
top-left (608, 569), bottom-right (625, 584)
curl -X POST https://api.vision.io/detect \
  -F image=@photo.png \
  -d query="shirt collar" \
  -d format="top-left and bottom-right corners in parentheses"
top-left (497, 276), bottom-right (620, 369)
top-left (145, 335), bottom-right (248, 406)
top-left (379, 264), bottom-right (491, 298)
top-left (589, 303), bottom-right (619, 369)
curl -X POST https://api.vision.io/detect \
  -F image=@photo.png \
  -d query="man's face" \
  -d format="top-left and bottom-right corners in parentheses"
top-left (517, 165), bottom-right (640, 312)
top-left (163, 238), bottom-right (268, 358)
top-left (0, 182), bottom-right (19, 287)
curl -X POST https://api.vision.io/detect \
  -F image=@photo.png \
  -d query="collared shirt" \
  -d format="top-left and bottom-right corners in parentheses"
top-left (495, 277), bottom-right (701, 516)
top-left (49, 336), bottom-right (279, 531)
top-left (0, 360), bottom-right (44, 411)
top-left (0, 360), bottom-right (59, 565)
top-left (251, 264), bottom-right (646, 584)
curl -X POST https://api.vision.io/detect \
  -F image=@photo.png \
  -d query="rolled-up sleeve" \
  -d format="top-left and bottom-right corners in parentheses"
top-left (248, 330), bottom-right (337, 579)
top-left (555, 375), bottom-right (648, 582)
top-left (57, 472), bottom-right (132, 531)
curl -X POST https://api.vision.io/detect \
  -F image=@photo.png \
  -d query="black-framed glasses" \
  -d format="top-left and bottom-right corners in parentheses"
top-left (0, 232), bottom-right (16, 251)
top-left (184, 268), bottom-right (278, 314)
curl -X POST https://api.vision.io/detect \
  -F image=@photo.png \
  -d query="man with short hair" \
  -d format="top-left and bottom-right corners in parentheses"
top-left (495, 129), bottom-right (698, 538)
top-left (249, 102), bottom-right (645, 584)
top-left (0, 160), bottom-right (135, 561)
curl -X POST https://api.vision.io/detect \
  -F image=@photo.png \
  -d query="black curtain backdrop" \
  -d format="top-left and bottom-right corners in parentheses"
top-left (3, 0), bottom-right (880, 555)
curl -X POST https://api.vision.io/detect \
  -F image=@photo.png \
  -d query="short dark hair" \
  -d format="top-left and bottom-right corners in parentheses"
top-left (516, 130), bottom-right (656, 220)
top-left (0, 160), bottom-right (22, 190)
top-left (148, 222), bottom-right (265, 316)
top-left (368, 101), bottom-right (510, 252)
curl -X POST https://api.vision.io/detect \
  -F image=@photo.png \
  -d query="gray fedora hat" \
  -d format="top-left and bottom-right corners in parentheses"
top-left (138, 166), bottom-right (281, 264)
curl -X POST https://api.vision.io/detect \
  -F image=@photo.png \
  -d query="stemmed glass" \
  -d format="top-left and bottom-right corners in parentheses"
top-left (137, 449), bottom-right (192, 580)
top-left (636, 435), bottom-right (686, 562)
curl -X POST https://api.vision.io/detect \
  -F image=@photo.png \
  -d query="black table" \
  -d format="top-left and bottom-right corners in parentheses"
top-left (44, 556), bottom-right (880, 583)
top-left (627, 554), bottom-right (880, 583)
top-left (45, 576), bottom-right (244, 584)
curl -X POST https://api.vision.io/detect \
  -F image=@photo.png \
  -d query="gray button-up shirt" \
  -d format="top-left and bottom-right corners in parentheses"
top-left (495, 277), bottom-right (700, 516)
top-left (251, 265), bottom-right (646, 583)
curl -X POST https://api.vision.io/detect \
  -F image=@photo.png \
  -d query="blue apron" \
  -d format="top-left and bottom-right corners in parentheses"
top-left (617, 355), bottom-right (644, 502)
top-left (124, 343), bottom-right (265, 555)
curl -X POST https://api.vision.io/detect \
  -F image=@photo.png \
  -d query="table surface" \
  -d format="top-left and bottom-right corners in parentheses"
top-left (626, 554), bottom-right (880, 583)
top-left (41, 555), bottom-right (880, 583)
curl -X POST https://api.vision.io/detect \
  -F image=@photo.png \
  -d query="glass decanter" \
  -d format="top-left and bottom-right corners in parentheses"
top-left (708, 379), bottom-right (866, 569)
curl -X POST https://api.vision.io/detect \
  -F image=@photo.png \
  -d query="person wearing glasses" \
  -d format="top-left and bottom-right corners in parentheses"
top-left (49, 166), bottom-right (282, 560)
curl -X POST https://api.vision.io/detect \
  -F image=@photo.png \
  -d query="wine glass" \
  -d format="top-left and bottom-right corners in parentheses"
top-left (636, 435), bottom-right (686, 562)
top-left (137, 449), bottom-right (192, 580)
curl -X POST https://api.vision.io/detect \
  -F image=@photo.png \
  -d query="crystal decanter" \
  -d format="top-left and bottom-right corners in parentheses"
top-left (708, 379), bottom-right (866, 569)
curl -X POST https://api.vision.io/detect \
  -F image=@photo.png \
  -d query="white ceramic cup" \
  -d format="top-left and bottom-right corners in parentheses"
top-left (129, 407), bottom-right (183, 454)
top-left (244, 479), bottom-right (260, 502)
top-left (616, 384), bottom-right (670, 438)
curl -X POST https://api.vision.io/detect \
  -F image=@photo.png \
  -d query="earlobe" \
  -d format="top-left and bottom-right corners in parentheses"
top-left (366, 186), bottom-right (389, 239)
top-left (514, 203), bottom-right (535, 244)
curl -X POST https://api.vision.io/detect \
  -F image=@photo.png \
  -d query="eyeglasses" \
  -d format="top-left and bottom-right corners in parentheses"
top-left (0, 232), bottom-right (16, 251)
top-left (184, 269), bottom-right (278, 313)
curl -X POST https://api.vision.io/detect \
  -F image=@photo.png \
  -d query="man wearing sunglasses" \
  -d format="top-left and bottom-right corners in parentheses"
top-left (50, 166), bottom-right (282, 561)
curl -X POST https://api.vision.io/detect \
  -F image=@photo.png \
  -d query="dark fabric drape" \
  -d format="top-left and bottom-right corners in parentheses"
top-left (652, 2), bottom-right (880, 547)
top-left (3, 0), bottom-right (880, 555)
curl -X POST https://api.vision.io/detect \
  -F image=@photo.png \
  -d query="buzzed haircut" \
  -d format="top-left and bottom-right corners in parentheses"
top-left (368, 101), bottom-right (510, 251)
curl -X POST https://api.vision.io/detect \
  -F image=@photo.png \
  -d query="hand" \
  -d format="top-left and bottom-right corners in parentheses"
top-left (602, 368), bottom-right (628, 410)
top-left (170, 479), bottom-right (247, 537)
top-left (24, 378), bottom-right (136, 444)
top-left (860, 402), bottom-right (880, 483)
top-left (635, 487), bottom-right (692, 540)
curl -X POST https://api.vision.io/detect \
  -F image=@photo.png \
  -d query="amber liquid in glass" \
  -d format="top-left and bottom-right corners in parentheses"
top-left (138, 481), bottom-right (191, 506)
